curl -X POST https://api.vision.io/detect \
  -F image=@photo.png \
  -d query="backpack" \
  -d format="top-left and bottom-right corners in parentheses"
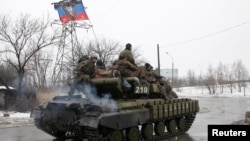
top-left (76, 60), bottom-right (95, 77)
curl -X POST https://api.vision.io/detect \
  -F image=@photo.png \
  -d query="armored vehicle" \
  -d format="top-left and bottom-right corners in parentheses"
top-left (31, 67), bottom-right (199, 141)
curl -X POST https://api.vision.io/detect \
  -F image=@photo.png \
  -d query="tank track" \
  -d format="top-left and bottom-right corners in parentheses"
top-left (86, 113), bottom-right (197, 141)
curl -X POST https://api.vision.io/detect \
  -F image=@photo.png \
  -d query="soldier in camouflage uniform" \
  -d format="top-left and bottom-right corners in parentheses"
top-left (142, 63), bottom-right (177, 99)
top-left (119, 43), bottom-right (135, 65)
top-left (90, 56), bottom-right (97, 66)
top-left (68, 55), bottom-right (96, 97)
top-left (112, 43), bottom-right (137, 77)
top-left (111, 59), bottom-right (137, 77)
top-left (76, 55), bottom-right (96, 80)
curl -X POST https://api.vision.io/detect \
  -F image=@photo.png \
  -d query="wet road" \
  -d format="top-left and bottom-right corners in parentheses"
top-left (0, 96), bottom-right (249, 141)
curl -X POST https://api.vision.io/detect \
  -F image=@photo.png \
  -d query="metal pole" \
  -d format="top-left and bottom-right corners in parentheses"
top-left (172, 60), bottom-right (174, 87)
top-left (157, 44), bottom-right (160, 75)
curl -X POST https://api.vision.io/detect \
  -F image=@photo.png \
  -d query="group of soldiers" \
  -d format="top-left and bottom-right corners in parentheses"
top-left (68, 43), bottom-right (175, 98)
top-left (74, 43), bottom-right (161, 84)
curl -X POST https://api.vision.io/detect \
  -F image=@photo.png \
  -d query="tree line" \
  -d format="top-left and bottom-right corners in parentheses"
top-left (0, 14), bottom-right (145, 99)
top-left (175, 61), bottom-right (249, 94)
top-left (0, 13), bottom-right (249, 99)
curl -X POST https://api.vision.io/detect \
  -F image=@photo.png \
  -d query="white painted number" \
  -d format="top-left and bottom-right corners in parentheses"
top-left (135, 86), bottom-right (148, 94)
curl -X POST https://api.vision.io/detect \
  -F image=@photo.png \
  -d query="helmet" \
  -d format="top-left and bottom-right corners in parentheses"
top-left (96, 60), bottom-right (105, 69)
top-left (145, 63), bottom-right (153, 71)
top-left (90, 56), bottom-right (97, 60)
top-left (125, 43), bottom-right (132, 50)
top-left (78, 55), bottom-right (89, 63)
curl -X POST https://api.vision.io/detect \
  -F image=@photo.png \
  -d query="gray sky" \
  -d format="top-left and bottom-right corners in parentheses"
top-left (1, 0), bottom-right (250, 77)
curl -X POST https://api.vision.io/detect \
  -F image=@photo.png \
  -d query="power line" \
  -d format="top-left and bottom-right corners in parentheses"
top-left (95, 0), bottom-right (121, 25)
top-left (161, 20), bottom-right (250, 48)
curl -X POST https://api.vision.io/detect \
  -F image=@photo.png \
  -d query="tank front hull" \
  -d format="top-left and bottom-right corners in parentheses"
top-left (31, 97), bottom-right (199, 141)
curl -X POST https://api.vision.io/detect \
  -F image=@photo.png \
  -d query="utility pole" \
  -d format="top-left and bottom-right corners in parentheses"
top-left (157, 44), bottom-right (160, 75)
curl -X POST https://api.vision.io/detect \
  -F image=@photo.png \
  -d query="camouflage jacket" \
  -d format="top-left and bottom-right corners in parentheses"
top-left (76, 60), bottom-right (95, 78)
top-left (119, 50), bottom-right (135, 64)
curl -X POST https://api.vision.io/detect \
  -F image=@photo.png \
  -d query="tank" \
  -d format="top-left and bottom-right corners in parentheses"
top-left (31, 73), bottom-right (199, 141)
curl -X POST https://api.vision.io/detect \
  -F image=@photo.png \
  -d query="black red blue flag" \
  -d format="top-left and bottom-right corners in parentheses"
top-left (54, 0), bottom-right (89, 23)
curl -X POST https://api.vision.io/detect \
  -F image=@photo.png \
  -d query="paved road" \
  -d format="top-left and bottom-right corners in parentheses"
top-left (0, 96), bottom-right (249, 141)
top-left (181, 96), bottom-right (250, 141)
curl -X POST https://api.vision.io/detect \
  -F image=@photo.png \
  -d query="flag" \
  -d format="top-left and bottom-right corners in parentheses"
top-left (54, 0), bottom-right (89, 23)
top-left (74, 0), bottom-right (89, 20)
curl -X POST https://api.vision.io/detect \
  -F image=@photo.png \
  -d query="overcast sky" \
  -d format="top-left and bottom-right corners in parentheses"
top-left (1, 0), bottom-right (250, 77)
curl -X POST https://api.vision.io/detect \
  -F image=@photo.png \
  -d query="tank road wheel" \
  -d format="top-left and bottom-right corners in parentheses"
top-left (177, 117), bottom-right (186, 131)
top-left (126, 127), bottom-right (139, 141)
top-left (166, 119), bottom-right (177, 133)
top-left (154, 122), bottom-right (165, 136)
top-left (109, 130), bottom-right (123, 141)
top-left (141, 123), bottom-right (153, 140)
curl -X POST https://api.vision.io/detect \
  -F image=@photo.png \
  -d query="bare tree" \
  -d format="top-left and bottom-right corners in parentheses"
top-left (186, 69), bottom-right (197, 86)
top-left (88, 40), bottom-right (146, 67)
top-left (83, 39), bottom-right (145, 65)
top-left (203, 64), bottom-right (217, 94)
top-left (197, 69), bottom-right (204, 94)
top-left (233, 60), bottom-right (248, 93)
top-left (223, 63), bottom-right (235, 94)
top-left (217, 62), bottom-right (225, 94)
top-left (73, 41), bottom-right (92, 61)
top-left (26, 50), bottom-right (53, 87)
top-left (50, 37), bottom-right (123, 84)
top-left (0, 14), bottom-right (60, 96)
top-left (132, 46), bottom-right (146, 66)
top-left (241, 67), bottom-right (249, 96)
top-left (174, 77), bottom-right (186, 91)
top-left (87, 38), bottom-right (123, 66)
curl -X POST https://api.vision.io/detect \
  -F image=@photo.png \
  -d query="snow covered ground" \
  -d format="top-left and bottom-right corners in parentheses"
top-left (0, 111), bottom-right (33, 128)
top-left (176, 85), bottom-right (250, 97)
top-left (0, 85), bottom-right (249, 128)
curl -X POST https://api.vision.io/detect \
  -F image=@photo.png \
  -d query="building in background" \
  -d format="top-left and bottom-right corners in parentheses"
top-left (0, 86), bottom-right (16, 110)
top-left (160, 68), bottom-right (178, 82)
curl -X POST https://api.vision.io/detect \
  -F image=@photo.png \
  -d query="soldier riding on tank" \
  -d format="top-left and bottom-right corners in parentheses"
top-left (68, 55), bottom-right (96, 97)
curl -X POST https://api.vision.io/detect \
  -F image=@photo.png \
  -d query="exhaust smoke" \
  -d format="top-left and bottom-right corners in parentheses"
top-left (76, 83), bottom-right (117, 112)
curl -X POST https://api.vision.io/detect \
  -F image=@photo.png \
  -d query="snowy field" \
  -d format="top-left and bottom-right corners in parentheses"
top-left (176, 82), bottom-right (250, 97)
top-left (0, 111), bottom-right (33, 128)
top-left (0, 84), bottom-right (249, 128)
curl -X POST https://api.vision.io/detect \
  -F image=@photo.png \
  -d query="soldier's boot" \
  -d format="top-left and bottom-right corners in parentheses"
top-left (122, 78), bottom-right (131, 91)
top-left (68, 85), bottom-right (75, 99)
